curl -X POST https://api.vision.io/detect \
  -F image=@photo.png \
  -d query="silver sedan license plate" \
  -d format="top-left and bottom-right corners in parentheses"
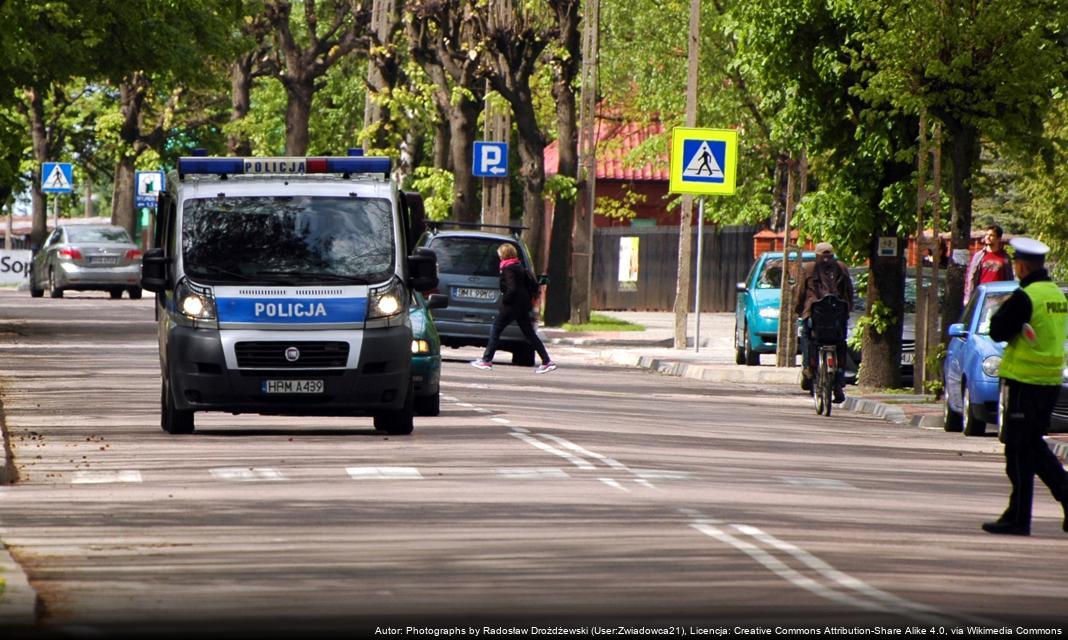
top-left (262, 379), bottom-right (324, 394)
top-left (455, 287), bottom-right (495, 300)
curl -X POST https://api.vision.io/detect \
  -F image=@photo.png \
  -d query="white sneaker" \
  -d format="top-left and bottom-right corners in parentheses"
top-left (470, 359), bottom-right (493, 370)
top-left (535, 362), bottom-right (557, 374)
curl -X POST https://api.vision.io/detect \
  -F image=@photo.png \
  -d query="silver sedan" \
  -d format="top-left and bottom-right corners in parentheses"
top-left (29, 224), bottom-right (143, 299)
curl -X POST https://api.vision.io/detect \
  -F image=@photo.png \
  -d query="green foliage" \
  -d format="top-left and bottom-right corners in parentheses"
top-left (594, 185), bottom-right (644, 221)
top-left (545, 174), bottom-right (577, 204)
top-left (923, 342), bottom-right (947, 397)
top-left (847, 301), bottom-right (896, 352)
top-left (409, 167), bottom-right (454, 222)
top-left (562, 313), bottom-right (644, 333)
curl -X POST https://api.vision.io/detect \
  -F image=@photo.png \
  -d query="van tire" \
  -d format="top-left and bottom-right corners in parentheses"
top-left (414, 393), bottom-right (440, 417)
top-left (374, 385), bottom-right (415, 435)
top-left (161, 377), bottom-right (195, 435)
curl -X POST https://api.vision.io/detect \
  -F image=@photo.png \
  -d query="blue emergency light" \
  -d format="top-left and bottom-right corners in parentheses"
top-left (177, 155), bottom-right (391, 179)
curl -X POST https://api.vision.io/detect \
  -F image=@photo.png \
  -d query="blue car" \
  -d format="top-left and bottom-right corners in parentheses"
top-left (410, 292), bottom-right (447, 416)
top-left (735, 251), bottom-right (815, 366)
top-left (942, 281), bottom-right (1019, 436)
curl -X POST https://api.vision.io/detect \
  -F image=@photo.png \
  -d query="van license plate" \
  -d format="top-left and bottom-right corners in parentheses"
top-left (262, 379), bottom-right (324, 394)
top-left (455, 287), bottom-right (495, 300)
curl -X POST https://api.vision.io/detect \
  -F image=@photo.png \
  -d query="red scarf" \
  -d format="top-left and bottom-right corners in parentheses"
top-left (499, 258), bottom-right (520, 270)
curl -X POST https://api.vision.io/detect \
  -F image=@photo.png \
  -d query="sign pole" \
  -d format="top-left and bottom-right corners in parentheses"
top-left (694, 197), bottom-right (705, 352)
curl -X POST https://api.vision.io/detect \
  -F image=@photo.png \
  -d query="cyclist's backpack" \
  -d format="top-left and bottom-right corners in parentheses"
top-left (809, 295), bottom-right (848, 345)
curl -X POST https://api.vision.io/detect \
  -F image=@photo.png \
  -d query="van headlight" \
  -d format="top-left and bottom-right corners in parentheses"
top-left (759, 307), bottom-right (780, 319)
top-left (982, 355), bottom-right (1001, 378)
top-left (368, 278), bottom-right (405, 320)
top-left (176, 279), bottom-right (216, 321)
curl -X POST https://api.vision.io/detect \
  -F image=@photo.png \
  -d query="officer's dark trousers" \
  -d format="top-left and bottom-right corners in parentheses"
top-left (1000, 379), bottom-right (1068, 526)
top-left (482, 306), bottom-right (550, 364)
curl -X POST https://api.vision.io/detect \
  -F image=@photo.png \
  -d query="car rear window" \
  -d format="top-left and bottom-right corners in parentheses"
top-left (429, 237), bottom-right (520, 277)
top-left (65, 226), bottom-right (132, 243)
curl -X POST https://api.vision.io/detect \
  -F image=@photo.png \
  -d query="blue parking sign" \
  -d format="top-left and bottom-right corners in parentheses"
top-left (473, 142), bottom-right (508, 177)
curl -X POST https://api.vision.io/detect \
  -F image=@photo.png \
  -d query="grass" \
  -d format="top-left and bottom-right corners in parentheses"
top-left (561, 313), bottom-right (644, 333)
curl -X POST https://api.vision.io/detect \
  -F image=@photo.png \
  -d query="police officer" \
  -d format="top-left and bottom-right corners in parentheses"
top-left (983, 237), bottom-right (1068, 536)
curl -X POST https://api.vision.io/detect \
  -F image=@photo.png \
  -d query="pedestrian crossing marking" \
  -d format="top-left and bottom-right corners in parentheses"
top-left (497, 468), bottom-right (570, 479)
top-left (72, 470), bottom-right (142, 484)
top-left (210, 468), bottom-right (285, 481)
top-left (346, 466), bottom-right (423, 480)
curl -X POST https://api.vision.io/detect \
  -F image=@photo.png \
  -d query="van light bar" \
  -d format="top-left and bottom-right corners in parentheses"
top-left (177, 155), bottom-right (391, 178)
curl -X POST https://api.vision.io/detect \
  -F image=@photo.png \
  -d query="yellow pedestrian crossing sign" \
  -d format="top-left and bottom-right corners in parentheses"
top-left (669, 127), bottom-right (738, 196)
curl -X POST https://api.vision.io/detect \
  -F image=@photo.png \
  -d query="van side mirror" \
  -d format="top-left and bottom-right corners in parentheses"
top-left (141, 247), bottom-right (171, 293)
top-left (407, 247), bottom-right (438, 293)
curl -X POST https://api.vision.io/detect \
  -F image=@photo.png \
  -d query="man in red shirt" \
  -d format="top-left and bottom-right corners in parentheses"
top-left (963, 225), bottom-right (1014, 305)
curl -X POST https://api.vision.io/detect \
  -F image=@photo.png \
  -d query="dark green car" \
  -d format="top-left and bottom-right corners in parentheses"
top-left (410, 292), bottom-right (447, 416)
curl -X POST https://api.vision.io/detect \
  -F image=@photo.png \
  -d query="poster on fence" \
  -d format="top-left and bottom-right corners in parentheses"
top-left (0, 249), bottom-right (31, 285)
top-left (617, 237), bottom-right (639, 292)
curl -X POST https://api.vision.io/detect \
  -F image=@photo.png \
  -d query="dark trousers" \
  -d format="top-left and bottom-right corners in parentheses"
top-left (482, 306), bottom-right (550, 364)
top-left (799, 318), bottom-right (845, 389)
top-left (999, 379), bottom-right (1068, 526)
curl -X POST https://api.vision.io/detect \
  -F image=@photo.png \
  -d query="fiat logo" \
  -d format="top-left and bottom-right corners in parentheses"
top-left (284, 346), bottom-right (300, 362)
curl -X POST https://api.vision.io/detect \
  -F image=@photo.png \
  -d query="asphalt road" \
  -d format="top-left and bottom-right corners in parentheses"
top-left (0, 288), bottom-right (1066, 638)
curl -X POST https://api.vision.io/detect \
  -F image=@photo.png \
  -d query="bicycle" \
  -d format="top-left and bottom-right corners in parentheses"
top-left (807, 295), bottom-right (849, 417)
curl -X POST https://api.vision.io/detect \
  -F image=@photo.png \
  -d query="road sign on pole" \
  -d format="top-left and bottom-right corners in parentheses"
top-left (41, 162), bottom-right (74, 194)
top-left (473, 142), bottom-right (508, 177)
top-left (669, 128), bottom-right (738, 196)
top-left (135, 170), bottom-right (165, 209)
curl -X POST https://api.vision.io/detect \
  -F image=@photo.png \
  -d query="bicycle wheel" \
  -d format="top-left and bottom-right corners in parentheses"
top-left (815, 351), bottom-right (827, 415)
top-left (822, 350), bottom-right (833, 417)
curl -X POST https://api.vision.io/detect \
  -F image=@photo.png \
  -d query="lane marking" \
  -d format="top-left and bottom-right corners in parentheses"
top-left (497, 468), bottom-right (570, 480)
top-left (71, 470), bottom-right (142, 484)
top-left (632, 469), bottom-right (692, 481)
top-left (510, 427), bottom-right (530, 434)
top-left (442, 395), bottom-right (457, 402)
top-left (457, 402), bottom-right (475, 408)
top-left (474, 408), bottom-right (493, 414)
top-left (491, 417), bottom-right (511, 425)
top-left (210, 468), bottom-right (286, 481)
top-left (538, 434), bottom-right (627, 470)
top-left (346, 467), bottom-right (423, 480)
top-left (633, 478), bottom-right (658, 489)
top-left (779, 476), bottom-right (854, 490)
top-left (509, 433), bottom-right (595, 470)
top-left (599, 478), bottom-right (629, 492)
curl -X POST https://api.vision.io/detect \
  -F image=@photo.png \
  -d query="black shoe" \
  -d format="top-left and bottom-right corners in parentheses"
top-left (982, 521), bottom-right (1030, 536)
top-left (801, 377), bottom-right (812, 392)
top-left (833, 387), bottom-right (846, 404)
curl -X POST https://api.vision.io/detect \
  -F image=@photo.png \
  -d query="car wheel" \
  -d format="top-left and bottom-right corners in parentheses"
top-left (374, 385), bottom-right (415, 435)
top-left (734, 324), bottom-right (746, 365)
top-left (943, 390), bottom-right (963, 432)
top-left (414, 392), bottom-right (440, 417)
top-left (744, 327), bottom-right (759, 366)
top-left (29, 268), bottom-right (44, 298)
top-left (161, 376), bottom-right (195, 435)
top-left (128, 287), bottom-right (143, 300)
top-left (962, 385), bottom-right (986, 437)
top-left (109, 289), bottom-right (123, 299)
top-left (511, 346), bottom-right (536, 367)
top-left (48, 268), bottom-right (63, 298)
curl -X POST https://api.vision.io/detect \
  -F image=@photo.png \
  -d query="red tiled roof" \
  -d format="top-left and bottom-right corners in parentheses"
top-left (544, 117), bottom-right (669, 181)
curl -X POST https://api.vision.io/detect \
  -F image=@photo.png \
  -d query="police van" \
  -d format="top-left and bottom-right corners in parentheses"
top-left (140, 153), bottom-right (437, 436)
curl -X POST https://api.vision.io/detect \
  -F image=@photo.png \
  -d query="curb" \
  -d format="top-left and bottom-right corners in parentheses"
top-left (0, 544), bottom-right (36, 629)
top-left (597, 350), bottom-right (801, 385)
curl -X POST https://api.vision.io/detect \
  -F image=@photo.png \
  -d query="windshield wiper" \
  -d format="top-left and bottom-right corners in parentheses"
top-left (255, 270), bottom-right (370, 285)
top-left (189, 265), bottom-right (252, 281)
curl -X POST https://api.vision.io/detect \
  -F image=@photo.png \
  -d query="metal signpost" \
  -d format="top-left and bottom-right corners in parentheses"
top-left (668, 127), bottom-right (739, 352)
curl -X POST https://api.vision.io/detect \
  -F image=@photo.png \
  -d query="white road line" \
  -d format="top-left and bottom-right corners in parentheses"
top-left (632, 469), bottom-right (692, 481)
top-left (491, 417), bottom-right (511, 425)
top-left (732, 524), bottom-right (984, 626)
top-left (346, 467), bottom-right (423, 480)
top-left (538, 434), bottom-right (628, 470)
top-left (510, 427), bottom-right (530, 434)
top-left (510, 433), bottom-right (596, 470)
top-left (457, 402), bottom-right (475, 408)
top-left (599, 478), bottom-right (629, 492)
top-left (633, 478), bottom-right (658, 489)
top-left (474, 408), bottom-right (493, 414)
top-left (210, 468), bottom-right (286, 482)
top-left (691, 523), bottom-right (886, 614)
top-left (779, 476), bottom-right (855, 490)
top-left (497, 468), bottom-right (570, 480)
top-left (71, 470), bottom-right (143, 484)
top-left (442, 395), bottom-right (458, 402)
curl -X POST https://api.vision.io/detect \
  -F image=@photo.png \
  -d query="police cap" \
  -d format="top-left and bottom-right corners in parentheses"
top-left (1009, 237), bottom-right (1051, 263)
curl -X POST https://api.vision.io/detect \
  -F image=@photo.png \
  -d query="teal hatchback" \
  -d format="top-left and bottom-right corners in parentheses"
top-left (410, 292), bottom-right (447, 416)
top-left (734, 251), bottom-right (816, 365)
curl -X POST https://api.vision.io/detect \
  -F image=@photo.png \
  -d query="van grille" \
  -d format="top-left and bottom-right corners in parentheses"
top-left (235, 341), bottom-right (349, 368)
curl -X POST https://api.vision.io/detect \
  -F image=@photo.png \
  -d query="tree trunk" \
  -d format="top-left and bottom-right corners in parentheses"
top-left (111, 155), bottom-right (138, 238)
top-left (511, 91), bottom-right (546, 271)
top-left (859, 236), bottom-right (906, 390)
top-left (284, 81), bottom-right (314, 155)
top-left (448, 96), bottom-right (481, 224)
top-left (228, 56), bottom-right (255, 156)
top-left (941, 120), bottom-right (980, 340)
top-left (27, 87), bottom-right (49, 248)
top-left (432, 114), bottom-right (450, 170)
top-left (543, 70), bottom-right (579, 327)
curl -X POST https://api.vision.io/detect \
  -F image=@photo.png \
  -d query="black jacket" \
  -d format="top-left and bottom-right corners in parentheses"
top-left (499, 262), bottom-right (533, 311)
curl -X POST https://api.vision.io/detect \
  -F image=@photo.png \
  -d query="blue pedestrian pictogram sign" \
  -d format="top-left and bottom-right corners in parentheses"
top-left (41, 162), bottom-right (74, 194)
top-left (669, 128), bottom-right (739, 196)
top-left (473, 141), bottom-right (508, 177)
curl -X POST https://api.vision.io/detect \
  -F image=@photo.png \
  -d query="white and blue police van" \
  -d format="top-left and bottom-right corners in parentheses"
top-left (140, 153), bottom-right (437, 435)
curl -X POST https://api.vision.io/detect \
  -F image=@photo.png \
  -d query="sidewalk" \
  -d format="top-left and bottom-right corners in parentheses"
top-left (541, 310), bottom-right (1068, 463)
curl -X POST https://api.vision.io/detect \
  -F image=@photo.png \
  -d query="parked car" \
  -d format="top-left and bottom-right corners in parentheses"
top-left (942, 281), bottom-right (1019, 436)
top-left (29, 224), bottom-right (142, 299)
top-left (417, 222), bottom-right (544, 366)
top-left (410, 292), bottom-right (447, 416)
top-left (734, 251), bottom-right (816, 366)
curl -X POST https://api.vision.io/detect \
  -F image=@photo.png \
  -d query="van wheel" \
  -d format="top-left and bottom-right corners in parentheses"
top-left (962, 386), bottom-right (986, 436)
top-left (48, 268), bottom-right (63, 298)
top-left (109, 289), bottom-right (123, 299)
top-left (511, 347), bottom-right (535, 367)
top-left (161, 377), bottom-right (195, 435)
top-left (374, 385), bottom-right (415, 435)
top-left (744, 328), bottom-right (760, 366)
top-left (128, 287), bottom-right (142, 300)
top-left (414, 392), bottom-right (440, 417)
top-left (29, 269), bottom-right (44, 298)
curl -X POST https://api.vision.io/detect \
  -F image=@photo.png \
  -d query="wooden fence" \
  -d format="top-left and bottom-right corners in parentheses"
top-left (592, 224), bottom-right (758, 312)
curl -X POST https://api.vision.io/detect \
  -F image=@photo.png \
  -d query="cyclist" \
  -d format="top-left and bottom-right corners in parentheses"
top-left (794, 242), bottom-right (854, 402)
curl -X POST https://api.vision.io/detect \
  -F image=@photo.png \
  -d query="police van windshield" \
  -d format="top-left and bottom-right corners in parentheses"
top-left (182, 196), bottom-right (394, 285)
